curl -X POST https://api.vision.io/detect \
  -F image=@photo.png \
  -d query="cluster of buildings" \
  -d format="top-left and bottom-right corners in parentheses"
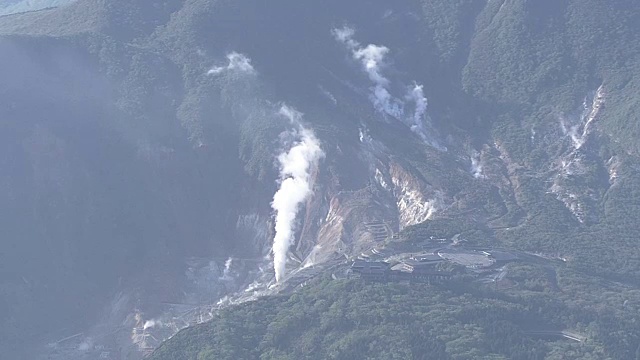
top-left (351, 246), bottom-right (520, 283)
top-left (351, 257), bottom-right (451, 283)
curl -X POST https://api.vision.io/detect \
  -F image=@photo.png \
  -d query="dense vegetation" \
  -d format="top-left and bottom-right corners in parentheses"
top-left (152, 275), bottom-right (640, 360)
top-left (148, 1), bottom-right (640, 358)
top-left (1, 0), bottom-right (640, 358)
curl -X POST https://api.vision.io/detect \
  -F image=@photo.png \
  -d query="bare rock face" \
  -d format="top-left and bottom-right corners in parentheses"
top-left (549, 85), bottom-right (608, 224)
top-left (388, 161), bottom-right (442, 229)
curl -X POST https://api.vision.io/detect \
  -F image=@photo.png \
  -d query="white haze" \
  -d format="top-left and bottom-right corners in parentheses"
top-left (354, 44), bottom-right (391, 86)
top-left (405, 84), bottom-right (430, 142)
top-left (271, 105), bottom-right (324, 282)
top-left (332, 26), bottom-right (403, 119)
top-left (319, 86), bottom-right (338, 105)
top-left (219, 257), bottom-right (233, 280)
top-left (560, 85), bottom-right (605, 150)
top-left (143, 319), bottom-right (161, 330)
top-left (560, 120), bottom-right (583, 149)
top-left (208, 52), bottom-right (256, 75)
top-left (333, 26), bottom-right (444, 150)
top-left (470, 151), bottom-right (485, 179)
top-left (77, 338), bottom-right (92, 352)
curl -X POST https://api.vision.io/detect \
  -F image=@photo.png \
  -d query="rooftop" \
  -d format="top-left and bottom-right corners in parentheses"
top-left (412, 253), bottom-right (443, 262)
top-left (351, 260), bottom-right (391, 273)
top-left (438, 250), bottom-right (494, 268)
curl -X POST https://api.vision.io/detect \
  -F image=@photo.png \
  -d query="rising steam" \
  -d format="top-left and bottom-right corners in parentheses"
top-left (470, 151), bottom-right (485, 179)
top-left (405, 84), bottom-right (430, 142)
top-left (143, 319), bottom-right (161, 330)
top-left (333, 26), bottom-right (403, 118)
top-left (208, 52), bottom-right (256, 75)
top-left (219, 257), bottom-right (233, 280)
top-left (333, 26), bottom-right (444, 150)
top-left (271, 105), bottom-right (324, 282)
top-left (560, 85), bottom-right (605, 150)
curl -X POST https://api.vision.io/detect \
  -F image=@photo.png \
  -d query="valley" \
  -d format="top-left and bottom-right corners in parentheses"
top-left (1, 0), bottom-right (640, 359)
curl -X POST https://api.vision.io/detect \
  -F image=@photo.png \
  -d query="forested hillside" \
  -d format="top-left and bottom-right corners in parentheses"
top-left (153, 276), bottom-right (640, 360)
top-left (0, 0), bottom-right (639, 359)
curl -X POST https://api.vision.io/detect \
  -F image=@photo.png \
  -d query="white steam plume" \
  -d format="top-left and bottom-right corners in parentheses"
top-left (354, 44), bottom-right (390, 86)
top-left (208, 52), bottom-right (255, 75)
top-left (560, 85), bottom-right (605, 150)
top-left (333, 26), bottom-right (404, 119)
top-left (271, 105), bottom-right (324, 282)
top-left (405, 84), bottom-right (430, 142)
top-left (470, 151), bottom-right (485, 179)
top-left (333, 27), bottom-right (444, 150)
top-left (78, 338), bottom-right (93, 351)
top-left (143, 319), bottom-right (162, 330)
top-left (219, 257), bottom-right (233, 280)
top-left (560, 120), bottom-right (581, 149)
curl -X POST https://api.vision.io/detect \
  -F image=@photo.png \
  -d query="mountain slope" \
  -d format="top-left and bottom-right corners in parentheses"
top-left (0, 0), bottom-right (639, 359)
top-left (152, 276), bottom-right (640, 360)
